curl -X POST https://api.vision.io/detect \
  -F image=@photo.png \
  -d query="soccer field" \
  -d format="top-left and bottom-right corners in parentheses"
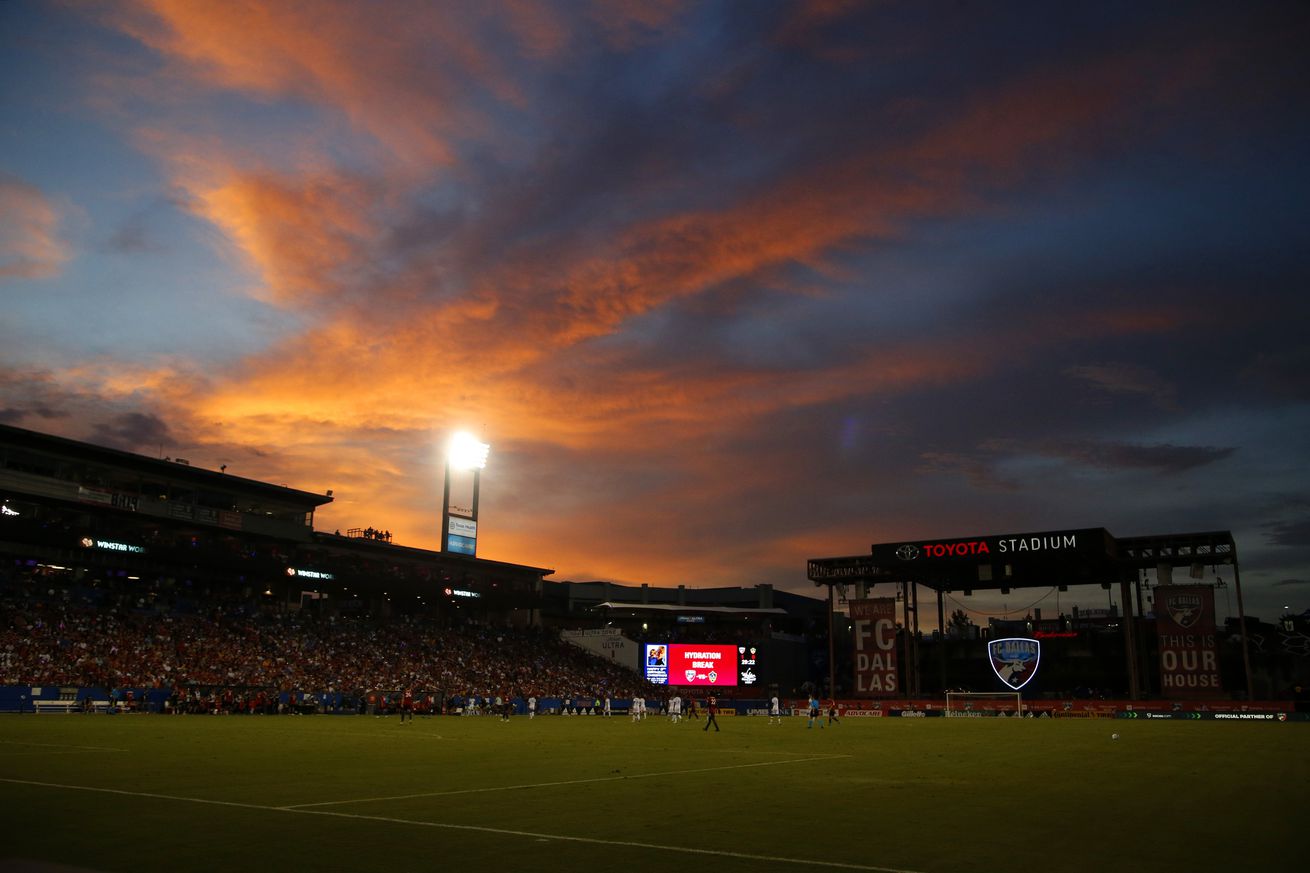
top-left (0, 713), bottom-right (1302, 872)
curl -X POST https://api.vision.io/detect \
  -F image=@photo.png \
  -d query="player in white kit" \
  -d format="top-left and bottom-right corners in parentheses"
top-left (769, 694), bottom-right (781, 724)
top-left (669, 694), bottom-right (682, 724)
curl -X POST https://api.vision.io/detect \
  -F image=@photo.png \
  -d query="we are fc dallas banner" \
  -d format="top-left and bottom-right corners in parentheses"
top-left (850, 598), bottom-right (898, 696)
top-left (1155, 585), bottom-right (1222, 698)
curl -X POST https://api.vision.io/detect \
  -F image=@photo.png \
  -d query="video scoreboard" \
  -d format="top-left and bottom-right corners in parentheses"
top-left (643, 643), bottom-right (761, 687)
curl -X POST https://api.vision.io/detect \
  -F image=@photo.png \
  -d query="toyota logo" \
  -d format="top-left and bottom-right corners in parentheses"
top-left (895, 544), bottom-right (920, 561)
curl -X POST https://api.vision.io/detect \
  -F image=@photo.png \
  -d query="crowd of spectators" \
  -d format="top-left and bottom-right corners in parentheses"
top-left (0, 570), bottom-right (663, 710)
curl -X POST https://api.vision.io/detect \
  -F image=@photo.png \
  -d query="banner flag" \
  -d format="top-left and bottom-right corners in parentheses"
top-left (1155, 584), bottom-right (1222, 698)
top-left (850, 597), bottom-right (898, 696)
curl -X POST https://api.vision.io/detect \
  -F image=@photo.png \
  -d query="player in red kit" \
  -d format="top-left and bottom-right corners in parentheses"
top-left (703, 696), bottom-right (720, 732)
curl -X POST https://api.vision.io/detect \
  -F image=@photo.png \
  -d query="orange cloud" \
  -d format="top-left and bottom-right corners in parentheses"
top-left (105, 0), bottom-right (686, 171)
top-left (111, 0), bottom-right (485, 167)
top-left (195, 171), bottom-right (384, 304)
top-left (0, 174), bottom-right (70, 280)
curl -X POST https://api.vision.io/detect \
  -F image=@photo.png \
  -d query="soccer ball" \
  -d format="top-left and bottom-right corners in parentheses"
top-left (1111, 733), bottom-right (1120, 740)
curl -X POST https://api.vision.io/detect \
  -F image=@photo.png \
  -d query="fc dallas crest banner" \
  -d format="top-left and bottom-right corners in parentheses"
top-left (1155, 584), bottom-right (1222, 698)
top-left (850, 598), bottom-right (897, 696)
top-left (988, 638), bottom-right (1040, 689)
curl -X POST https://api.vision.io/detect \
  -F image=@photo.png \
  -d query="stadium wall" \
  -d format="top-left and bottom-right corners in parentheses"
top-left (2, 686), bottom-right (1301, 719)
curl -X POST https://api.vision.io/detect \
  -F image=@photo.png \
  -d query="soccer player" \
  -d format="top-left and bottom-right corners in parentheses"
top-left (769, 694), bottom-right (781, 724)
top-left (400, 688), bottom-right (414, 723)
top-left (827, 698), bottom-right (840, 726)
top-left (603, 696), bottom-right (611, 717)
top-left (527, 695), bottom-right (536, 719)
top-left (669, 693), bottom-right (682, 724)
top-left (703, 696), bottom-right (720, 732)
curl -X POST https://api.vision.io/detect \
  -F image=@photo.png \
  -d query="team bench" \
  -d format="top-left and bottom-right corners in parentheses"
top-left (32, 699), bottom-right (111, 713)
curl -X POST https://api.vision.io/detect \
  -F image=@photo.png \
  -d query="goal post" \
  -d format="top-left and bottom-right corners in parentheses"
top-left (944, 691), bottom-right (1023, 716)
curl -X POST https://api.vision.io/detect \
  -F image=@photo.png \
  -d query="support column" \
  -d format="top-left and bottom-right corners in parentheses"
top-left (937, 588), bottom-right (947, 693)
top-left (1135, 570), bottom-right (1153, 697)
top-left (1232, 563), bottom-right (1256, 699)
top-left (827, 583), bottom-right (836, 700)
top-left (1118, 575), bottom-right (1140, 700)
top-left (911, 580), bottom-right (921, 697)
top-left (899, 580), bottom-right (916, 699)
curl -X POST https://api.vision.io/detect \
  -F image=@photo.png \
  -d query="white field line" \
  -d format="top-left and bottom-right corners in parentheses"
top-left (280, 753), bottom-right (852, 809)
top-left (0, 750), bottom-right (122, 757)
top-left (0, 740), bottom-right (128, 752)
top-left (0, 775), bottom-right (922, 873)
top-left (0, 777), bottom-right (273, 811)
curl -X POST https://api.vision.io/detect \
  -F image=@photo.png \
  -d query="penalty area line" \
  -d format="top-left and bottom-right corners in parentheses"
top-left (279, 753), bottom-right (853, 809)
top-left (0, 776), bottom-right (921, 873)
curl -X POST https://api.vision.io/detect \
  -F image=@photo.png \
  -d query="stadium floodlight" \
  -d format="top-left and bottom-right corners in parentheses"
top-left (442, 430), bottom-right (489, 556)
top-left (447, 431), bottom-right (490, 470)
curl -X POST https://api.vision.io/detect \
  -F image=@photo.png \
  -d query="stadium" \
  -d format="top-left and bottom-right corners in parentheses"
top-left (1, 422), bottom-right (1305, 872)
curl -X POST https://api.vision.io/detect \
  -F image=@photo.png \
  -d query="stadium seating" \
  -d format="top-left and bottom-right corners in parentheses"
top-left (0, 570), bottom-right (664, 711)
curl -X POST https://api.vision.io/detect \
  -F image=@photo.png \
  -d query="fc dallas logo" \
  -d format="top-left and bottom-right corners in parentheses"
top-left (988, 638), bottom-right (1041, 690)
top-left (1165, 594), bottom-right (1203, 629)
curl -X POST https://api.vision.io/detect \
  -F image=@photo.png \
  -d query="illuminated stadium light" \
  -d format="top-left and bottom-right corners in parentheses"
top-left (447, 431), bottom-right (490, 470)
top-left (442, 430), bottom-right (490, 556)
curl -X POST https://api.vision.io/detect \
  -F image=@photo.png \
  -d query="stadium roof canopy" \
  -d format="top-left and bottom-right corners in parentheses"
top-left (808, 527), bottom-right (1237, 593)
top-left (0, 421), bottom-right (332, 509)
top-left (593, 601), bottom-right (788, 615)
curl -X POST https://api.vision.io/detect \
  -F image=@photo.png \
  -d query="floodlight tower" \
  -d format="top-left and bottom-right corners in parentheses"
top-left (442, 431), bottom-right (490, 556)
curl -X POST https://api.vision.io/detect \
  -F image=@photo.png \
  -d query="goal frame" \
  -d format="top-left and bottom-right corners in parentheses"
top-left (944, 691), bottom-right (1023, 716)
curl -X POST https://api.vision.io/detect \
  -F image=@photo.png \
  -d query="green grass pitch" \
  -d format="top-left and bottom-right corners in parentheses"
top-left (0, 713), bottom-right (1303, 872)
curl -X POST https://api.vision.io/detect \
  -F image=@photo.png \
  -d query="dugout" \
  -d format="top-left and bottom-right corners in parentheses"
top-left (808, 528), bottom-right (1254, 701)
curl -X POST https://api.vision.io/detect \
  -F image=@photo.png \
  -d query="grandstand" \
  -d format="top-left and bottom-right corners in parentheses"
top-left (0, 423), bottom-right (826, 713)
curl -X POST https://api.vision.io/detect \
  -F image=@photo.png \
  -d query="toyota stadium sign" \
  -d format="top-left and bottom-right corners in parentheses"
top-left (872, 528), bottom-right (1113, 565)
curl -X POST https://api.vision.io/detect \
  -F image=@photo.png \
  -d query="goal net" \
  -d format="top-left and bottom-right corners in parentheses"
top-left (944, 691), bottom-right (1023, 717)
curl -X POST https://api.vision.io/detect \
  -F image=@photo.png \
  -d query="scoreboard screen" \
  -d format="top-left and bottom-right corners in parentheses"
top-left (643, 643), bottom-right (761, 687)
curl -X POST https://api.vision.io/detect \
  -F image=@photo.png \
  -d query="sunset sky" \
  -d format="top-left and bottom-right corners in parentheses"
top-left (2, 1), bottom-right (1308, 624)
